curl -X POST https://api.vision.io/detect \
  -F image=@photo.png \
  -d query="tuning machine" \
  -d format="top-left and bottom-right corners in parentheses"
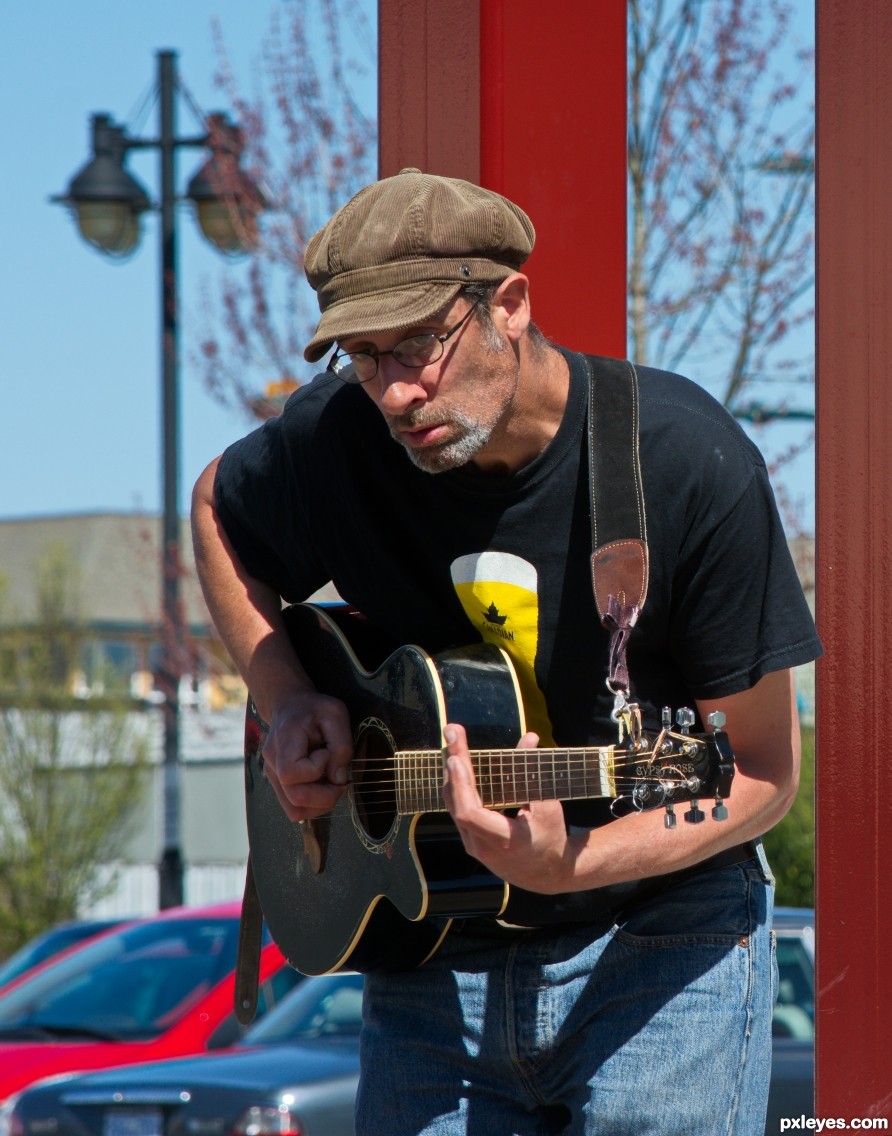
top-left (706, 711), bottom-right (729, 820)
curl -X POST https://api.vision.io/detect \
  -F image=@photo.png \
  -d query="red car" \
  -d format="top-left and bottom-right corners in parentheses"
top-left (0, 901), bottom-right (296, 1102)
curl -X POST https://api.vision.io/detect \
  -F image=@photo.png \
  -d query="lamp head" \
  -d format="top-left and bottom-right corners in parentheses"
top-left (186, 113), bottom-right (269, 254)
top-left (59, 114), bottom-right (151, 257)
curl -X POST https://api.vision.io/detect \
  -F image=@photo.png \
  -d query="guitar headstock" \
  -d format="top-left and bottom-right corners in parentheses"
top-left (616, 707), bottom-right (735, 829)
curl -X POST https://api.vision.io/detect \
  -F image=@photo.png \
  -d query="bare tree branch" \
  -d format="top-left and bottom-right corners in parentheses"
top-left (629, 0), bottom-right (814, 414)
top-left (195, 0), bottom-right (377, 415)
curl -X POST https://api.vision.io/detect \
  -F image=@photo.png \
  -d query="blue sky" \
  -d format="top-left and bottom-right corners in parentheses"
top-left (1, 1), bottom-right (310, 521)
top-left (1, 2), bottom-right (814, 527)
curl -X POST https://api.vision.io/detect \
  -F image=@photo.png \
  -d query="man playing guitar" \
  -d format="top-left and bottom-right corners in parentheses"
top-left (192, 168), bottom-right (821, 1135)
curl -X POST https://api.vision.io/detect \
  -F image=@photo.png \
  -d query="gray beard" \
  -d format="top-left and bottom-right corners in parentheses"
top-left (393, 412), bottom-right (493, 474)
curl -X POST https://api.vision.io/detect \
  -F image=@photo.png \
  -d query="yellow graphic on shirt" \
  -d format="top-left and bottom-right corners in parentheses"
top-left (450, 551), bottom-right (554, 744)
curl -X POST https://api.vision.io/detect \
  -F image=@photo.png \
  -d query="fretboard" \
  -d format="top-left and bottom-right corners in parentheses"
top-left (395, 746), bottom-right (618, 814)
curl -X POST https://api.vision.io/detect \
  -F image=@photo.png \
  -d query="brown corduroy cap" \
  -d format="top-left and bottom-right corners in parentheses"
top-left (302, 168), bottom-right (536, 362)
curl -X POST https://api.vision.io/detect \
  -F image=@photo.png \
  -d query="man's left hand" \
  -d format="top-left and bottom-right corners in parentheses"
top-left (441, 722), bottom-right (575, 894)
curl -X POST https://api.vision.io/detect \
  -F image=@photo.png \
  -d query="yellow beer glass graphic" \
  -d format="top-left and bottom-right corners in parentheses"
top-left (451, 551), bottom-right (554, 743)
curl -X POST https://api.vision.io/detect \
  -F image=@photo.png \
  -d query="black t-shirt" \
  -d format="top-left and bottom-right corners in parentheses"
top-left (215, 349), bottom-right (821, 921)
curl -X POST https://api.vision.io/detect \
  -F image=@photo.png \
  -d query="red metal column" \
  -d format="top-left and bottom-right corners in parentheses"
top-left (478, 1), bottom-right (626, 354)
top-left (815, 0), bottom-right (892, 1118)
top-left (378, 0), bottom-right (627, 356)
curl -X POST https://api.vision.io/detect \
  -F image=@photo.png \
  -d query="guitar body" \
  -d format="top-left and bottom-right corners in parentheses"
top-left (244, 603), bottom-right (525, 975)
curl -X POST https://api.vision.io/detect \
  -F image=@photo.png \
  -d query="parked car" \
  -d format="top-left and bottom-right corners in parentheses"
top-left (1, 909), bottom-right (815, 1135)
top-left (766, 906), bottom-right (815, 1130)
top-left (0, 900), bottom-right (298, 1103)
top-left (1, 971), bottom-right (362, 1136)
top-left (0, 920), bottom-right (123, 994)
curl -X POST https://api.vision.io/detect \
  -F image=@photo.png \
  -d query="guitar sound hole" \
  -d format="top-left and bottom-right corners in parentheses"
top-left (353, 722), bottom-right (397, 841)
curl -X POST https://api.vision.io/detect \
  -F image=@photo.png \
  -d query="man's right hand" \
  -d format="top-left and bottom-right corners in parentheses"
top-left (260, 692), bottom-right (353, 821)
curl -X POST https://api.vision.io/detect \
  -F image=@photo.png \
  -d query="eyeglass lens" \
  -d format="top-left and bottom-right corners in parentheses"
top-left (330, 302), bottom-right (478, 383)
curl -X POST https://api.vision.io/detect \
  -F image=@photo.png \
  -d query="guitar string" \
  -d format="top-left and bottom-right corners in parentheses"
top-left (325, 780), bottom-right (705, 819)
top-left (317, 750), bottom-right (712, 817)
top-left (329, 760), bottom-right (701, 790)
top-left (351, 750), bottom-right (703, 783)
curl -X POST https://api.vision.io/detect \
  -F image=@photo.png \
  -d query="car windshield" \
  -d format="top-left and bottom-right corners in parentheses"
top-left (0, 921), bottom-right (119, 990)
top-left (245, 973), bottom-right (364, 1043)
top-left (0, 917), bottom-right (240, 1041)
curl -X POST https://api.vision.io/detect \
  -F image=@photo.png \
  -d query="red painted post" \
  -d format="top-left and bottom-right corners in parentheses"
top-left (378, 0), bottom-right (627, 356)
top-left (815, 0), bottom-right (892, 1119)
top-left (478, 1), bottom-right (627, 355)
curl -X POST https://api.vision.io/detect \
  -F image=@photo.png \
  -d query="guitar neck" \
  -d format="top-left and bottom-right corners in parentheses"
top-left (396, 745), bottom-right (620, 814)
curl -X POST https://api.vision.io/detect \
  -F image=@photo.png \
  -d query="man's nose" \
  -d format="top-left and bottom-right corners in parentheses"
top-left (375, 357), bottom-right (431, 413)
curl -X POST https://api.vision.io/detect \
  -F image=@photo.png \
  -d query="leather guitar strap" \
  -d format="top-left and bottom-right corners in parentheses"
top-left (234, 852), bottom-right (264, 1024)
top-left (583, 355), bottom-right (649, 697)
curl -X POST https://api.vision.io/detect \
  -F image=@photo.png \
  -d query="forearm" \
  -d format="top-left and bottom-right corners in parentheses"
top-left (566, 671), bottom-right (802, 888)
top-left (190, 458), bottom-right (316, 720)
top-left (564, 767), bottom-right (789, 890)
top-left (442, 668), bottom-right (801, 894)
top-left (191, 458), bottom-right (354, 819)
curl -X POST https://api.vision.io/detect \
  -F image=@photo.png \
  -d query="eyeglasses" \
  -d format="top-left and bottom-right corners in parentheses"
top-left (327, 303), bottom-right (480, 384)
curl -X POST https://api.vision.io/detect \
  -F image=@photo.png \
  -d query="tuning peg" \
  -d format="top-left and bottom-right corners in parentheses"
top-left (684, 801), bottom-right (706, 824)
top-left (712, 797), bottom-right (729, 821)
top-left (661, 706), bottom-right (672, 728)
top-left (676, 707), bottom-right (695, 734)
top-left (707, 711), bottom-right (727, 731)
top-left (664, 803), bottom-right (677, 829)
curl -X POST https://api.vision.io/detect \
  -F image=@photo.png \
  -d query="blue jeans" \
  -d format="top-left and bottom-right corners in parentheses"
top-left (357, 849), bottom-right (776, 1135)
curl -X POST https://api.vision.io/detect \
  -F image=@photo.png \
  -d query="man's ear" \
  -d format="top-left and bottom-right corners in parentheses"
top-left (492, 273), bottom-right (532, 343)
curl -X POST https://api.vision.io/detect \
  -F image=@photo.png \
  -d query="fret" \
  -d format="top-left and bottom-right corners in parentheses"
top-left (524, 753), bottom-right (535, 802)
top-left (538, 751), bottom-right (550, 800)
top-left (496, 750), bottom-right (507, 805)
top-left (569, 749), bottom-right (587, 799)
top-left (398, 751), bottom-right (409, 814)
top-left (599, 748), bottom-right (616, 798)
top-left (427, 749), bottom-right (436, 812)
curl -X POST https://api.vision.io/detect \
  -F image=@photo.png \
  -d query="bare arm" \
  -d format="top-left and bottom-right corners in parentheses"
top-left (441, 667), bottom-right (801, 893)
top-left (191, 458), bottom-right (352, 820)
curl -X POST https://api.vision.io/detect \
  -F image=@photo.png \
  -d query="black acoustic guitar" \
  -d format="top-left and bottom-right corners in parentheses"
top-left (244, 603), bottom-right (735, 976)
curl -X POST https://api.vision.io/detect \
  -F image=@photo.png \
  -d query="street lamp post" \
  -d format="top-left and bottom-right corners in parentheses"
top-left (55, 49), bottom-right (266, 910)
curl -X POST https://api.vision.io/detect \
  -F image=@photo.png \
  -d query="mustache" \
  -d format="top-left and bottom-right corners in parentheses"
top-left (388, 408), bottom-right (447, 431)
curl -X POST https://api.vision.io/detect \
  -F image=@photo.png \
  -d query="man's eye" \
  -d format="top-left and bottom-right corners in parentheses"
top-left (397, 334), bottom-right (437, 354)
